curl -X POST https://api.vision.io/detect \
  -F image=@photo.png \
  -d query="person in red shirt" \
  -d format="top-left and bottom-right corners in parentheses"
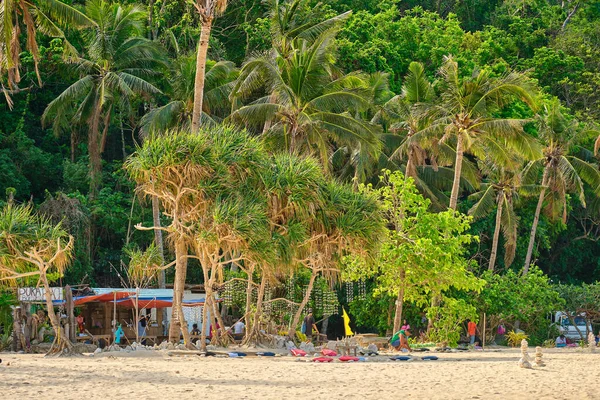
top-left (467, 320), bottom-right (477, 345)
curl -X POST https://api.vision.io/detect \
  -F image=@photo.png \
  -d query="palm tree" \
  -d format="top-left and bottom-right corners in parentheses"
top-left (0, 203), bottom-right (74, 354)
top-left (468, 158), bottom-right (526, 271)
top-left (0, 0), bottom-right (92, 106)
top-left (140, 56), bottom-right (236, 135)
top-left (230, 19), bottom-right (380, 168)
top-left (522, 100), bottom-right (600, 273)
top-left (190, 0), bottom-right (229, 131)
top-left (422, 56), bottom-right (540, 210)
top-left (43, 0), bottom-right (166, 198)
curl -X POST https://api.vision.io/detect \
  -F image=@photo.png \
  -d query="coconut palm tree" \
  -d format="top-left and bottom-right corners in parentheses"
top-left (230, 26), bottom-right (380, 169)
top-left (0, 203), bottom-right (74, 354)
top-left (43, 0), bottom-right (166, 198)
top-left (190, 0), bottom-right (229, 131)
top-left (421, 56), bottom-right (540, 210)
top-left (0, 0), bottom-right (92, 107)
top-left (468, 158), bottom-right (527, 271)
top-left (522, 100), bottom-right (600, 273)
top-left (140, 55), bottom-right (237, 135)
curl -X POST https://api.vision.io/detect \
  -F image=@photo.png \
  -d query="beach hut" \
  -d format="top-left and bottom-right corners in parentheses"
top-left (18, 286), bottom-right (214, 345)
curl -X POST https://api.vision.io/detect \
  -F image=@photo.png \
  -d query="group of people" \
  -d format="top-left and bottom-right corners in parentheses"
top-left (389, 318), bottom-right (481, 352)
top-left (189, 318), bottom-right (246, 341)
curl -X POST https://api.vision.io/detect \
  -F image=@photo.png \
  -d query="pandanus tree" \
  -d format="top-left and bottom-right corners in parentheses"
top-left (286, 180), bottom-right (384, 340)
top-left (468, 158), bottom-right (526, 272)
top-left (190, 0), bottom-right (229, 130)
top-left (242, 154), bottom-right (325, 345)
top-left (140, 56), bottom-right (237, 134)
top-left (0, 0), bottom-right (92, 106)
top-left (230, 9), bottom-right (380, 169)
top-left (43, 0), bottom-right (166, 198)
top-left (522, 100), bottom-right (600, 273)
top-left (0, 203), bottom-right (74, 355)
top-left (125, 129), bottom-right (214, 344)
top-left (421, 56), bottom-right (540, 210)
top-left (126, 125), bottom-right (272, 347)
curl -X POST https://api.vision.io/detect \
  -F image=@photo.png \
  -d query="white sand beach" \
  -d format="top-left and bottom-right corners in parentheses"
top-left (1, 348), bottom-right (599, 399)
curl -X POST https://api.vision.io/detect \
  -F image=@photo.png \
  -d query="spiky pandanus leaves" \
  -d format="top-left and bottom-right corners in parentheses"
top-left (0, 203), bottom-right (74, 355)
top-left (0, 0), bottom-right (92, 107)
top-left (522, 100), bottom-right (600, 272)
top-left (126, 127), bottom-right (220, 345)
top-left (286, 179), bottom-right (384, 340)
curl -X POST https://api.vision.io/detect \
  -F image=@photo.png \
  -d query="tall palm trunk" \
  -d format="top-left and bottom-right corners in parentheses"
top-left (488, 195), bottom-right (503, 272)
top-left (169, 240), bottom-right (187, 342)
top-left (191, 18), bottom-right (213, 131)
top-left (449, 133), bottom-right (464, 210)
top-left (288, 269), bottom-right (317, 341)
top-left (523, 168), bottom-right (549, 274)
top-left (88, 101), bottom-right (103, 199)
top-left (151, 195), bottom-right (166, 288)
top-left (392, 277), bottom-right (405, 333)
top-left (405, 145), bottom-right (417, 180)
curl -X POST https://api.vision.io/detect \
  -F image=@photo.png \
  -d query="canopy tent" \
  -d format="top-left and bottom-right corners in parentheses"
top-left (73, 291), bottom-right (133, 306)
top-left (53, 288), bottom-right (217, 309)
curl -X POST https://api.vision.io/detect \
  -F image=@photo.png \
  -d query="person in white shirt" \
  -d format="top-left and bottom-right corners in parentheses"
top-left (232, 320), bottom-right (245, 340)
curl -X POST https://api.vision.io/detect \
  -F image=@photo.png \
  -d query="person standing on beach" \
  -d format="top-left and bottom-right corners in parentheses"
top-left (303, 310), bottom-right (316, 342)
top-left (467, 320), bottom-right (477, 345)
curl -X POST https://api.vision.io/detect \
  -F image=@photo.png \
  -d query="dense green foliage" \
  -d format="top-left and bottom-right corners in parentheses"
top-left (2, 0), bottom-right (600, 343)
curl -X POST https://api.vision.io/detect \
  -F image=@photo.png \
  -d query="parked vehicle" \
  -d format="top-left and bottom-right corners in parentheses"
top-left (553, 312), bottom-right (593, 340)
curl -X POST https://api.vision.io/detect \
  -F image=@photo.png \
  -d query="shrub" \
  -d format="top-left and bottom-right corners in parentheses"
top-left (505, 330), bottom-right (528, 347)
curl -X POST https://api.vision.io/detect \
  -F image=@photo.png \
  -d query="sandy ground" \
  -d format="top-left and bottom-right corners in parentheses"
top-left (1, 348), bottom-right (599, 399)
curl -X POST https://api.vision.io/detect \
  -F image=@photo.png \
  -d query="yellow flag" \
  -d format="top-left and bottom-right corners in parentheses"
top-left (342, 307), bottom-right (353, 336)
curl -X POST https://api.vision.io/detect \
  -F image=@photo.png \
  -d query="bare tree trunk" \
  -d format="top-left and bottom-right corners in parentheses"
top-left (523, 168), bottom-right (549, 274)
top-left (392, 270), bottom-right (406, 333)
top-left (488, 196), bottom-right (503, 272)
top-left (65, 285), bottom-right (76, 342)
top-left (169, 240), bottom-right (187, 342)
top-left (191, 18), bottom-right (213, 131)
top-left (243, 274), bottom-right (267, 345)
top-left (288, 269), bottom-right (317, 341)
top-left (427, 294), bottom-right (440, 333)
top-left (151, 195), bottom-right (166, 288)
top-left (449, 134), bottom-right (464, 211)
top-left (561, 2), bottom-right (579, 31)
top-left (244, 265), bottom-right (255, 332)
top-left (41, 270), bottom-right (72, 355)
